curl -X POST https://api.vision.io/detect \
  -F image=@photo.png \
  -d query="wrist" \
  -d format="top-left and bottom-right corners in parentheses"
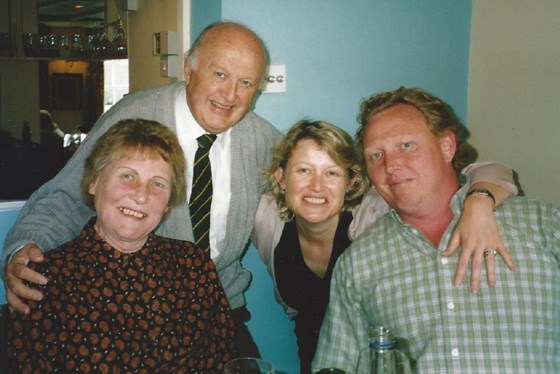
top-left (466, 188), bottom-right (496, 207)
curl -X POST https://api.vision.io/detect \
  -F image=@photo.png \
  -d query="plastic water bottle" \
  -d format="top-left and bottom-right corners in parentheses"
top-left (356, 326), bottom-right (410, 374)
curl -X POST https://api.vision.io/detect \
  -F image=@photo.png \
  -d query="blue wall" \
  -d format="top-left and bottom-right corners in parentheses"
top-left (190, 0), bottom-right (221, 42)
top-left (0, 202), bottom-right (25, 304)
top-left (219, 1), bottom-right (472, 373)
top-left (223, 0), bottom-right (472, 134)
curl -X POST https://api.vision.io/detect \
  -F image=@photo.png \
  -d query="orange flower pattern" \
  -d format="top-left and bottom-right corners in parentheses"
top-left (5, 219), bottom-right (236, 373)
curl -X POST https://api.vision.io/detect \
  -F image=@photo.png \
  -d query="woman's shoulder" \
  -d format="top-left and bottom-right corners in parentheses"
top-left (252, 193), bottom-right (285, 264)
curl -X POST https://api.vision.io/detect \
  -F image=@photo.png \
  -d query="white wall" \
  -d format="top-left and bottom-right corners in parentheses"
top-left (468, 0), bottom-right (560, 204)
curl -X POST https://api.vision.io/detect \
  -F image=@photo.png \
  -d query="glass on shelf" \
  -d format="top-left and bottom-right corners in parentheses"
top-left (7, 22), bottom-right (127, 61)
top-left (71, 33), bottom-right (83, 51)
top-left (23, 33), bottom-right (40, 57)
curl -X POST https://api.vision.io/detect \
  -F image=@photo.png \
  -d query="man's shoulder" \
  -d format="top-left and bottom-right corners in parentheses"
top-left (501, 195), bottom-right (559, 215)
top-left (341, 214), bottom-right (398, 263)
top-left (92, 83), bottom-right (180, 132)
top-left (231, 112), bottom-right (282, 150)
top-left (117, 82), bottom-right (179, 106)
top-left (235, 111), bottom-right (279, 133)
top-left (354, 211), bottom-right (395, 241)
top-left (498, 196), bottom-right (560, 229)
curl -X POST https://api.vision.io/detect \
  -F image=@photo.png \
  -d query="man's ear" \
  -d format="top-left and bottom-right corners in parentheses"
top-left (183, 58), bottom-right (191, 83)
top-left (439, 132), bottom-right (457, 163)
top-left (273, 168), bottom-right (286, 189)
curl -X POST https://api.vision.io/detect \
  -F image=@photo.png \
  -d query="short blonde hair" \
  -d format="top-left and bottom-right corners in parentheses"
top-left (356, 86), bottom-right (478, 174)
top-left (266, 120), bottom-right (369, 221)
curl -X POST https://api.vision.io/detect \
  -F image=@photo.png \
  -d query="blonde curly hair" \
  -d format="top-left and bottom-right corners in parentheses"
top-left (265, 120), bottom-right (369, 222)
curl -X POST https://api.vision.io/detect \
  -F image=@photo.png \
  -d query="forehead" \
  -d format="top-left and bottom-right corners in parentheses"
top-left (290, 138), bottom-right (322, 156)
top-left (199, 29), bottom-right (265, 72)
top-left (289, 138), bottom-right (341, 166)
top-left (104, 150), bottom-right (169, 172)
top-left (366, 104), bottom-right (432, 140)
top-left (115, 147), bottom-right (163, 161)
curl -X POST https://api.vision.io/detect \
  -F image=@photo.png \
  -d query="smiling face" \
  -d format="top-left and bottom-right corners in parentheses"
top-left (88, 151), bottom-right (172, 253)
top-left (275, 139), bottom-right (352, 226)
top-left (363, 104), bottom-right (458, 219)
top-left (184, 25), bottom-right (266, 135)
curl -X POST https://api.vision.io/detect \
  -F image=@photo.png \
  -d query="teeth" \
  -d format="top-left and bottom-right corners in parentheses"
top-left (212, 101), bottom-right (232, 110)
top-left (304, 197), bottom-right (326, 205)
top-left (119, 207), bottom-right (146, 218)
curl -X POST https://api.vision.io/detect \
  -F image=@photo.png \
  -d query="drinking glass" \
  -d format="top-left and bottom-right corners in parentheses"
top-left (223, 357), bottom-right (274, 374)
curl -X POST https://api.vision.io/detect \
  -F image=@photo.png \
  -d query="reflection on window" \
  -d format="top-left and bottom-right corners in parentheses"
top-left (104, 59), bottom-right (129, 113)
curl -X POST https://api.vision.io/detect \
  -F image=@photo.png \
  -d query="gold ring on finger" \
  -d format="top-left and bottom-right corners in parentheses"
top-left (483, 249), bottom-right (498, 257)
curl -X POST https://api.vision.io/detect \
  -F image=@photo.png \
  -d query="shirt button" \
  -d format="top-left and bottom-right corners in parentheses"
top-left (441, 257), bottom-right (449, 265)
top-left (451, 348), bottom-right (459, 357)
top-left (447, 302), bottom-right (455, 310)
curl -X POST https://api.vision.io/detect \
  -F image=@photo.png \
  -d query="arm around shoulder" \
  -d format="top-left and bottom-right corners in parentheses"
top-left (462, 162), bottom-right (519, 207)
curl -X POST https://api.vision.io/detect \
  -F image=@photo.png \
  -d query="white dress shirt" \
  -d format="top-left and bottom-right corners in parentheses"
top-left (174, 84), bottom-right (231, 259)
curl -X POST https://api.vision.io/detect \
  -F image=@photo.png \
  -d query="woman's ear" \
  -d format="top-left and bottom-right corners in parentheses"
top-left (273, 168), bottom-right (286, 190)
top-left (347, 175), bottom-right (357, 193)
top-left (88, 180), bottom-right (97, 196)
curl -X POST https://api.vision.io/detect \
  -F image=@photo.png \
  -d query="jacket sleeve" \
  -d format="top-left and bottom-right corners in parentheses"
top-left (251, 192), bottom-right (284, 275)
top-left (462, 162), bottom-right (518, 195)
top-left (251, 193), bottom-right (299, 319)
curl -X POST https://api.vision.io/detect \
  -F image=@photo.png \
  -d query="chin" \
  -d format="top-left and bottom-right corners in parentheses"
top-left (302, 214), bottom-right (329, 224)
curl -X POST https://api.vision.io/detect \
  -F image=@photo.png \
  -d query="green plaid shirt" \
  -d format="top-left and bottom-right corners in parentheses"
top-left (312, 185), bottom-right (560, 373)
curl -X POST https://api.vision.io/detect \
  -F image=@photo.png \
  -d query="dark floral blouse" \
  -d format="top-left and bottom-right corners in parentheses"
top-left (5, 219), bottom-right (236, 373)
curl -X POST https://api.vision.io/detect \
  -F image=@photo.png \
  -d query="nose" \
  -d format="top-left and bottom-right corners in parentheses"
top-left (383, 152), bottom-right (401, 173)
top-left (222, 80), bottom-right (238, 102)
top-left (308, 174), bottom-right (323, 191)
top-left (130, 182), bottom-right (149, 204)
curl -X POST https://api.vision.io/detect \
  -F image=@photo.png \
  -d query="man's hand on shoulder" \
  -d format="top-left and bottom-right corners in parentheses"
top-left (5, 244), bottom-right (48, 314)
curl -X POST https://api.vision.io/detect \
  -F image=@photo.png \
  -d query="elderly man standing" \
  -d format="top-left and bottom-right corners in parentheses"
top-left (312, 87), bottom-right (560, 373)
top-left (2, 21), bottom-right (282, 356)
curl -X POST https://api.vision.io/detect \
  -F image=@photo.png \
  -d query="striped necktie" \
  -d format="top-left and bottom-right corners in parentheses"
top-left (189, 133), bottom-right (217, 253)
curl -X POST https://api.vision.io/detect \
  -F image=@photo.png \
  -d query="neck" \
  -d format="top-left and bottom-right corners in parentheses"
top-left (401, 206), bottom-right (454, 247)
top-left (295, 214), bottom-right (340, 245)
top-left (94, 221), bottom-right (145, 254)
top-left (399, 177), bottom-right (459, 248)
top-left (295, 215), bottom-right (340, 278)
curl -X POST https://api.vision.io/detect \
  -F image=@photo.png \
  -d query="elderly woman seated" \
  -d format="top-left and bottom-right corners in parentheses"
top-left (3, 119), bottom-right (236, 373)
